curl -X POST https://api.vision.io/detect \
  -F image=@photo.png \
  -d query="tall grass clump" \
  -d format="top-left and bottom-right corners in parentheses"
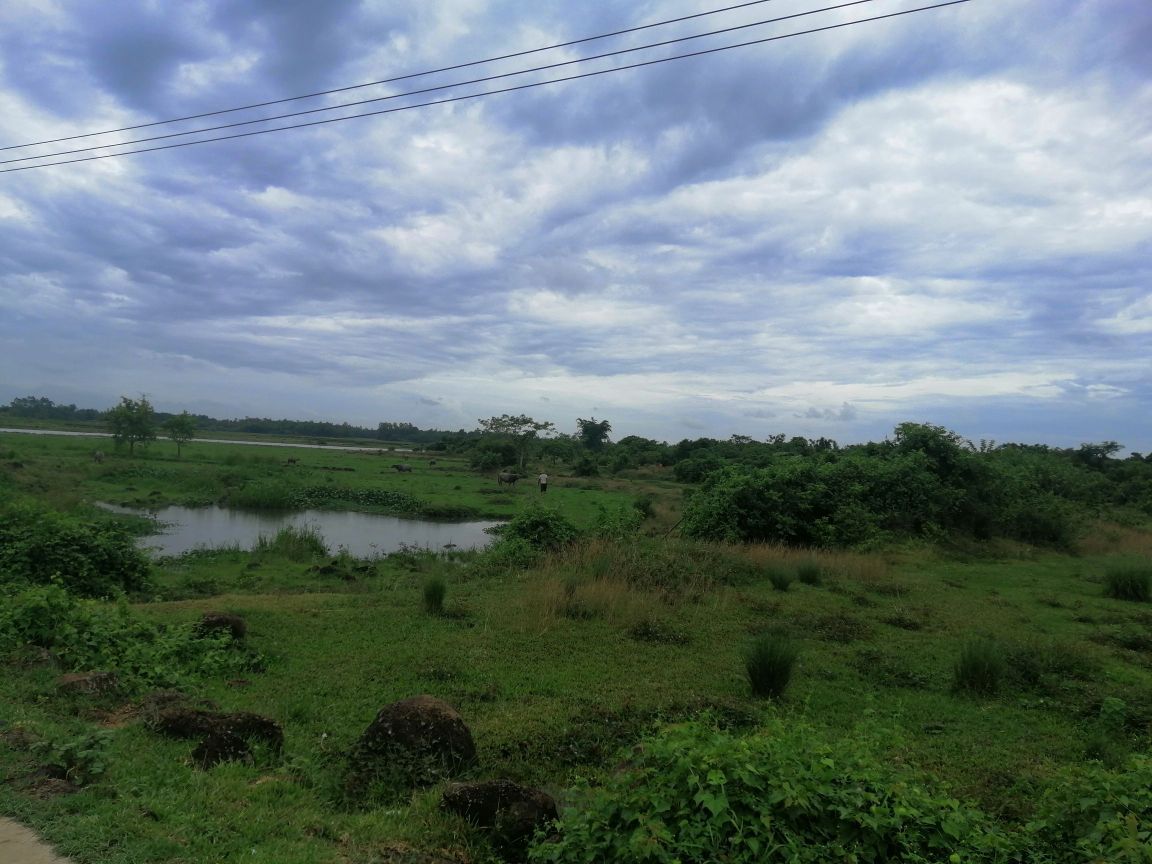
top-left (745, 632), bottom-right (799, 699)
top-left (1103, 563), bottom-right (1151, 602)
top-left (254, 524), bottom-right (328, 562)
top-left (953, 638), bottom-right (1005, 695)
top-left (423, 577), bottom-right (446, 616)
top-left (767, 568), bottom-right (794, 592)
top-left (796, 559), bottom-right (823, 585)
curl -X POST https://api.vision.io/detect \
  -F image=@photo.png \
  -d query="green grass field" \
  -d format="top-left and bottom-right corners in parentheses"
top-left (1, 432), bottom-right (1150, 862)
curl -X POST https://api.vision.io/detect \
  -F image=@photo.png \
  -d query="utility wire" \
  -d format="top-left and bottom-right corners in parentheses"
top-left (0, 1), bottom-right (971, 175)
top-left (2, 0), bottom-right (785, 152)
top-left (1, 0), bottom-right (881, 166)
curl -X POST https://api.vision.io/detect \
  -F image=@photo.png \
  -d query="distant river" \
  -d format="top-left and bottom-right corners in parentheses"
top-left (97, 503), bottom-right (500, 558)
top-left (0, 427), bottom-right (412, 453)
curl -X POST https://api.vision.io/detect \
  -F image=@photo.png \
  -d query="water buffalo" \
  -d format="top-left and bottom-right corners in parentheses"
top-left (497, 472), bottom-right (520, 486)
top-left (92, 450), bottom-right (105, 463)
top-left (392, 464), bottom-right (413, 473)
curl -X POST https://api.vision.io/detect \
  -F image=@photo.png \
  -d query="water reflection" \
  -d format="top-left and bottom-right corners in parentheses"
top-left (98, 503), bottom-right (499, 557)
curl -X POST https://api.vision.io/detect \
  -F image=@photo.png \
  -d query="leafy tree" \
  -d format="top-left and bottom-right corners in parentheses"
top-left (163, 410), bottom-right (196, 458)
top-left (106, 395), bottom-right (157, 456)
top-left (476, 414), bottom-right (556, 471)
top-left (576, 417), bottom-right (612, 452)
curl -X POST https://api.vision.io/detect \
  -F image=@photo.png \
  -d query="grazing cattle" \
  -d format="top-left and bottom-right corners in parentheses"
top-left (497, 472), bottom-right (520, 486)
top-left (428, 459), bottom-right (437, 466)
top-left (92, 450), bottom-right (105, 464)
top-left (392, 464), bottom-right (413, 473)
top-left (285, 458), bottom-right (298, 466)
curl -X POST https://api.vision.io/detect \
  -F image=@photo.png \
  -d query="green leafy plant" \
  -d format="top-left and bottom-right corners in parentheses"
top-left (529, 722), bottom-right (1005, 863)
top-left (1025, 755), bottom-right (1152, 863)
top-left (0, 585), bottom-right (262, 691)
top-left (0, 503), bottom-right (152, 597)
top-left (31, 730), bottom-right (113, 786)
top-left (745, 632), bottom-right (798, 699)
top-left (486, 505), bottom-right (579, 552)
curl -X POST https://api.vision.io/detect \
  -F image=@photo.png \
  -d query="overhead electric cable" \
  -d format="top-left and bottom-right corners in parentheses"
top-left (1, 0), bottom-right (882, 166)
top-left (1, 0), bottom-right (786, 152)
top-left (0, 1), bottom-right (972, 175)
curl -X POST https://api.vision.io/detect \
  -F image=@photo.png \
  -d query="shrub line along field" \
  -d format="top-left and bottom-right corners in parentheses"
top-left (1, 430), bottom-right (1150, 863)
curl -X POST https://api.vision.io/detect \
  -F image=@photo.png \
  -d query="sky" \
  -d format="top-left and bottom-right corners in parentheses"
top-left (1, 0), bottom-right (1149, 450)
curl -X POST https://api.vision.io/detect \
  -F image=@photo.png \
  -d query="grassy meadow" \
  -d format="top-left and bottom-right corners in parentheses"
top-left (1, 431), bottom-right (1151, 862)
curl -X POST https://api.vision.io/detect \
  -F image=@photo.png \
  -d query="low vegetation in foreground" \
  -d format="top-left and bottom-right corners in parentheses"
top-left (1, 429), bottom-right (1151, 863)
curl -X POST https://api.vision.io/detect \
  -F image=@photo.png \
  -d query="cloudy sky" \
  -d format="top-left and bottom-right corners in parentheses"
top-left (1, 0), bottom-right (1149, 449)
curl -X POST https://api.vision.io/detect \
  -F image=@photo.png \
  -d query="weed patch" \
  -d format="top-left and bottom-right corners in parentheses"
top-left (745, 632), bottom-right (798, 699)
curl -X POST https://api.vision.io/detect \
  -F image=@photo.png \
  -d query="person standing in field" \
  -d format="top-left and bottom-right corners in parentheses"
top-left (538, 472), bottom-right (549, 493)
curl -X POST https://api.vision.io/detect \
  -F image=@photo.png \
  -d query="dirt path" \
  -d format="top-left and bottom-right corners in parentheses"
top-left (0, 818), bottom-right (73, 864)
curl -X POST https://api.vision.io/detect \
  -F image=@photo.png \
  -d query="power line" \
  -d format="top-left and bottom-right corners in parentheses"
top-left (2, 0), bottom-right (785, 152)
top-left (1, 0), bottom-right (882, 166)
top-left (0, 1), bottom-right (971, 175)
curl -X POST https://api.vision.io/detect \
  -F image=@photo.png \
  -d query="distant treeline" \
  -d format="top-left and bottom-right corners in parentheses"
top-left (0, 396), bottom-right (469, 444)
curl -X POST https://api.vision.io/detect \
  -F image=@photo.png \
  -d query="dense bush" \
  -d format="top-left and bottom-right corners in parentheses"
top-left (529, 722), bottom-right (1006, 863)
top-left (0, 584), bottom-right (261, 690)
top-left (487, 505), bottom-right (580, 552)
top-left (0, 503), bottom-right (152, 597)
top-left (1024, 755), bottom-right (1152, 863)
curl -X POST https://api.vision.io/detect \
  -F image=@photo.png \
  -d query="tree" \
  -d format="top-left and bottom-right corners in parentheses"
top-left (106, 395), bottom-right (157, 456)
top-left (163, 410), bottom-right (196, 458)
top-left (476, 414), bottom-right (556, 471)
top-left (576, 417), bottom-right (613, 452)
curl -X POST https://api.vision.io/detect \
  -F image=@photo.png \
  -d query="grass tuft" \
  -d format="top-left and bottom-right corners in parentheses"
top-left (253, 524), bottom-right (328, 561)
top-left (767, 568), bottom-right (794, 592)
top-left (745, 632), bottom-right (799, 699)
top-left (1103, 564), bottom-right (1151, 602)
top-left (952, 638), bottom-right (1005, 695)
top-left (422, 576), bottom-right (446, 615)
top-left (796, 560), bottom-right (823, 585)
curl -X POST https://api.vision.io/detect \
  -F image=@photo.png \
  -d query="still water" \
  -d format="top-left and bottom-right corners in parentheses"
top-left (98, 503), bottom-right (500, 558)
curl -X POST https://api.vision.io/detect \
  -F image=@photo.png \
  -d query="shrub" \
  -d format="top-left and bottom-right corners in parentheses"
top-left (0, 585), bottom-right (262, 690)
top-left (1025, 755), bottom-right (1152, 863)
top-left (423, 577), bottom-right (446, 616)
top-left (0, 503), bottom-right (152, 597)
top-left (31, 730), bottom-right (113, 786)
top-left (953, 638), bottom-right (1005, 695)
top-left (767, 568), bottom-right (794, 592)
top-left (745, 632), bottom-right (798, 699)
top-left (529, 722), bottom-right (1005, 863)
top-left (486, 505), bottom-right (579, 552)
top-left (1104, 564), bottom-right (1151, 602)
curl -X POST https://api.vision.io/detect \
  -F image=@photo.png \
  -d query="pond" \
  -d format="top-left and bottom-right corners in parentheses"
top-left (97, 503), bottom-right (501, 558)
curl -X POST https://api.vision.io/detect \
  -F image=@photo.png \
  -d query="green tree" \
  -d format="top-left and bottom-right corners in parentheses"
top-left (576, 417), bottom-right (613, 452)
top-left (106, 395), bottom-right (156, 456)
top-left (476, 414), bottom-right (556, 471)
top-left (163, 410), bottom-right (196, 458)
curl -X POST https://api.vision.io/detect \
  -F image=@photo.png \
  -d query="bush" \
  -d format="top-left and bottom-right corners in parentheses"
top-left (486, 505), bottom-right (579, 552)
top-left (529, 722), bottom-right (1005, 863)
top-left (1025, 755), bottom-right (1152, 863)
top-left (1104, 564), bottom-right (1151, 602)
top-left (0, 585), bottom-right (262, 691)
top-left (423, 577), bottom-right (446, 615)
top-left (745, 632), bottom-right (798, 699)
top-left (0, 503), bottom-right (152, 597)
top-left (953, 638), bottom-right (1005, 695)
